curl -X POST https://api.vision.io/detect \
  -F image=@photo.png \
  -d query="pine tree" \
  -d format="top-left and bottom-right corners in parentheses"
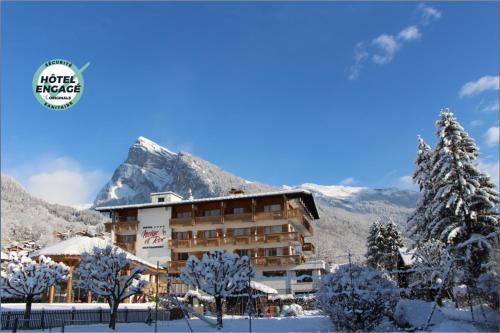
top-left (365, 221), bottom-right (385, 269)
top-left (382, 221), bottom-right (404, 271)
top-left (427, 110), bottom-right (499, 281)
top-left (407, 136), bottom-right (434, 247)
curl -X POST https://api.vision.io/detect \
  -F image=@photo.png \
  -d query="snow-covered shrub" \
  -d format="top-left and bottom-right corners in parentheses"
top-left (409, 240), bottom-right (455, 304)
top-left (75, 245), bottom-right (148, 330)
top-left (180, 250), bottom-right (253, 329)
top-left (393, 299), bottom-right (445, 329)
top-left (316, 263), bottom-right (399, 331)
top-left (282, 303), bottom-right (304, 317)
top-left (1, 253), bottom-right (68, 320)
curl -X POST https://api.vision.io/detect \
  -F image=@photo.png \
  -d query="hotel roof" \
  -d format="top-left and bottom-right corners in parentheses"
top-left (95, 189), bottom-right (319, 219)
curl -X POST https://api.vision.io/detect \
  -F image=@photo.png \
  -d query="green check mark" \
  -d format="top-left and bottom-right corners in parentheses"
top-left (44, 61), bottom-right (91, 97)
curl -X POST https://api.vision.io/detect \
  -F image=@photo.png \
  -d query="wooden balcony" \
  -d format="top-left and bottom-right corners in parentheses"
top-left (167, 260), bottom-right (187, 272)
top-left (168, 255), bottom-right (305, 272)
top-left (254, 211), bottom-right (285, 221)
top-left (168, 232), bottom-right (302, 249)
top-left (224, 213), bottom-right (252, 222)
top-left (170, 217), bottom-right (193, 227)
top-left (104, 221), bottom-right (139, 233)
top-left (195, 215), bottom-right (223, 225)
top-left (251, 255), bottom-right (305, 267)
top-left (302, 242), bottom-right (315, 254)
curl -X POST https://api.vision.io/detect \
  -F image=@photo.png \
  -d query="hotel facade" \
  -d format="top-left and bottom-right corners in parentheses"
top-left (96, 189), bottom-right (325, 296)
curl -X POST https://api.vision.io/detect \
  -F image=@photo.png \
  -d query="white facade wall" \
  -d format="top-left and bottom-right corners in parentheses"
top-left (136, 207), bottom-right (172, 264)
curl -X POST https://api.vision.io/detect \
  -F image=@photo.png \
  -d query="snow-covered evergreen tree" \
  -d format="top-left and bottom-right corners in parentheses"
top-left (316, 263), bottom-right (399, 331)
top-left (427, 110), bottom-right (499, 281)
top-left (365, 220), bottom-right (385, 269)
top-left (180, 250), bottom-right (254, 329)
top-left (75, 246), bottom-right (148, 330)
top-left (0, 253), bottom-right (69, 320)
top-left (382, 221), bottom-right (404, 272)
top-left (407, 136), bottom-right (434, 246)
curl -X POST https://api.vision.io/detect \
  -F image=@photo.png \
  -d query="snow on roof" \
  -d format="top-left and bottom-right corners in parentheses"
top-left (292, 259), bottom-right (326, 271)
top-left (96, 189), bottom-right (319, 218)
top-left (1, 252), bottom-right (8, 260)
top-left (399, 247), bottom-right (416, 267)
top-left (250, 281), bottom-right (278, 294)
top-left (30, 236), bottom-right (159, 269)
top-left (150, 191), bottom-right (183, 198)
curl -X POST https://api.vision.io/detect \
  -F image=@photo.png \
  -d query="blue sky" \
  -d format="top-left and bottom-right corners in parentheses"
top-left (1, 2), bottom-right (499, 205)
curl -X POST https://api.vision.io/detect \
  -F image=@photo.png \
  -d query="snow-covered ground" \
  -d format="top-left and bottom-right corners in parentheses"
top-left (7, 315), bottom-right (333, 332)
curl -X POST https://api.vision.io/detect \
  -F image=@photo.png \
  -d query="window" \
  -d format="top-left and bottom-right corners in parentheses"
top-left (235, 249), bottom-right (251, 257)
top-left (234, 228), bottom-right (250, 236)
top-left (203, 230), bottom-right (217, 238)
top-left (233, 207), bottom-right (245, 214)
top-left (263, 271), bottom-right (286, 277)
top-left (264, 204), bottom-right (281, 213)
top-left (264, 225), bottom-right (282, 234)
top-left (122, 235), bottom-right (136, 242)
top-left (205, 209), bottom-right (220, 217)
top-left (264, 248), bottom-right (283, 257)
top-left (295, 270), bottom-right (313, 283)
top-left (176, 232), bottom-right (189, 240)
top-left (125, 215), bottom-right (137, 221)
top-left (177, 211), bottom-right (192, 218)
top-left (157, 197), bottom-right (165, 202)
top-left (177, 253), bottom-right (189, 260)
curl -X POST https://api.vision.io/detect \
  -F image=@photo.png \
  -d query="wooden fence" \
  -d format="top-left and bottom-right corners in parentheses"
top-left (1, 307), bottom-right (184, 331)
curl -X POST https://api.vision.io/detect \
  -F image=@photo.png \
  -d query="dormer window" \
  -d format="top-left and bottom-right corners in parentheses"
top-left (157, 197), bottom-right (165, 203)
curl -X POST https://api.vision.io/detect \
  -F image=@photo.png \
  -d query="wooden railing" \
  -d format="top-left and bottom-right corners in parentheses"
top-left (168, 254), bottom-right (305, 272)
top-left (169, 217), bottom-right (193, 226)
top-left (104, 221), bottom-right (139, 233)
top-left (168, 232), bottom-right (302, 249)
top-left (223, 213), bottom-right (252, 222)
top-left (251, 255), bottom-right (305, 267)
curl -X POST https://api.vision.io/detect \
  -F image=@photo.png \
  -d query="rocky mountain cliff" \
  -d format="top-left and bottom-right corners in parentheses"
top-left (95, 137), bottom-right (419, 261)
top-left (1, 174), bottom-right (109, 249)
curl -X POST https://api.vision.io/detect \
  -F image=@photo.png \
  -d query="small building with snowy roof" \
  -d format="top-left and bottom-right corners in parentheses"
top-left (30, 236), bottom-right (164, 304)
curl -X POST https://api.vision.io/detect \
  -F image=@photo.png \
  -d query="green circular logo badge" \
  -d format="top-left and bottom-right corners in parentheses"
top-left (32, 59), bottom-right (89, 110)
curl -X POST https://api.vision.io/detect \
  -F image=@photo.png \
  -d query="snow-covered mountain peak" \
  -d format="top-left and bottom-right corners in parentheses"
top-left (298, 183), bottom-right (368, 199)
top-left (133, 136), bottom-right (177, 157)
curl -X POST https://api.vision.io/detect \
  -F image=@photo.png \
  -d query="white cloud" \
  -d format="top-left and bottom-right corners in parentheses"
top-left (348, 5), bottom-right (439, 79)
top-left (478, 159), bottom-right (499, 188)
top-left (8, 156), bottom-right (107, 206)
top-left (398, 175), bottom-right (417, 190)
top-left (459, 76), bottom-right (499, 98)
top-left (340, 177), bottom-right (356, 185)
top-left (398, 25), bottom-right (421, 41)
top-left (348, 42), bottom-right (369, 80)
top-left (372, 34), bottom-right (399, 64)
top-left (418, 3), bottom-right (442, 25)
top-left (485, 126), bottom-right (500, 147)
top-left (470, 119), bottom-right (483, 127)
top-left (480, 100), bottom-right (499, 113)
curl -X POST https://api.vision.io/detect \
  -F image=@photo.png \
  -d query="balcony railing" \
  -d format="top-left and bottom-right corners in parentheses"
top-left (168, 254), bottom-right (305, 272)
top-left (251, 255), bottom-right (305, 267)
top-left (104, 221), bottom-right (139, 233)
top-left (224, 213), bottom-right (252, 222)
top-left (168, 232), bottom-right (302, 249)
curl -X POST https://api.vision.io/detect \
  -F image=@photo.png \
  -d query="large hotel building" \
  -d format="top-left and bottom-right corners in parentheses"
top-left (96, 189), bottom-right (326, 296)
